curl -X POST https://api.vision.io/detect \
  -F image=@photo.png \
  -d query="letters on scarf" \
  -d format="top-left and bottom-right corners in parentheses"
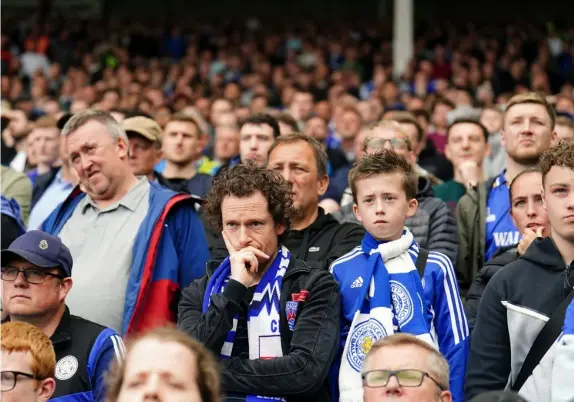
top-left (203, 245), bottom-right (291, 402)
top-left (338, 228), bottom-right (434, 402)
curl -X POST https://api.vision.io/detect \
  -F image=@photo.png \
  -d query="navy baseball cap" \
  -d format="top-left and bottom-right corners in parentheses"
top-left (1, 231), bottom-right (73, 277)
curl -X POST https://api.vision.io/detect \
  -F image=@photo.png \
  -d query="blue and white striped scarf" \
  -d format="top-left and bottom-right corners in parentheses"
top-left (203, 246), bottom-right (291, 402)
top-left (339, 228), bottom-right (434, 402)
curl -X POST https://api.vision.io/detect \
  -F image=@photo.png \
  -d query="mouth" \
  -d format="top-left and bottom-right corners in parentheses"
top-left (374, 220), bottom-right (387, 224)
top-left (526, 223), bottom-right (542, 229)
top-left (12, 294), bottom-right (30, 300)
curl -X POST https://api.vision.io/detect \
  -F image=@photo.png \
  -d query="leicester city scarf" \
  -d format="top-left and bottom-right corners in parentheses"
top-left (203, 246), bottom-right (291, 402)
top-left (339, 228), bottom-right (434, 402)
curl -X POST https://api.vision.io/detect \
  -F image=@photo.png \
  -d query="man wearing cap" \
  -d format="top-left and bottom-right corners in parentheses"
top-left (1, 230), bottom-right (124, 401)
top-left (27, 116), bottom-right (78, 230)
top-left (122, 115), bottom-right (164, 182)
top-left (41, 110), bottom-right (210, 336)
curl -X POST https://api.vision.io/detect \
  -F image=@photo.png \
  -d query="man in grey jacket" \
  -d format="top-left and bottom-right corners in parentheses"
top-left (333, 120), bottom-right (458, 265)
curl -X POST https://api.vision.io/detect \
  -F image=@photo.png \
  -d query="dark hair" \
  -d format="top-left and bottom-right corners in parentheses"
top-left (267, 133), bottom-right (328, 178)
top-left (348, 150), bottom-right (418, 203)
top-left (446, 118), bottom-right (489, 142)
top-left (509, 167), bottom-right (542, 206)
top-left (240, 113), bottom-right (281, 139)
top-left (468, 391), bottom-right (528, 402)
top-left (276, 113), bottom-right (299, 133)
top-left (204, 161), bottom-right (294, 237)
top-left (105, 325), bottom-right (220, 402)
top-left (386, 111), bottom-right (424, 142)
top-left (412, 108), bottom-right (431, 124)
top-left (539, 139), bottom-right (574, 184)
top-left (432, 96), bottom-right (456, 112)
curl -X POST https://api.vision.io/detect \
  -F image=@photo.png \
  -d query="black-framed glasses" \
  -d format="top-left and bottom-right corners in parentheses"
top-left (362, 369), bottom-right (445, 390)
top-left (366, 137), bottom-right (411, 151)
top-left (1, 371), bottom-right (38, 392)
top-left (1, 266), bottom-right (64, 284)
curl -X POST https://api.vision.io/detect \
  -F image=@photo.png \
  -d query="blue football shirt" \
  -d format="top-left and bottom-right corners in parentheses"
top-left (485, 171), bottom-right (520, 261)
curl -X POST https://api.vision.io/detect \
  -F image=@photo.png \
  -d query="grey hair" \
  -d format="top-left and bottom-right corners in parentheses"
top-left (61, 110), bottom-right (128, 143)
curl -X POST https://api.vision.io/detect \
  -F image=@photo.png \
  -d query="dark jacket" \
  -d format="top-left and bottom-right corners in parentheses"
top-left (31, 167), bottom-right (59, 209)
top-left (4, 307), bottom-right (123, 401)
top-left (464, 245), bottom-right (518, 333)
top-left (418, 139), bottom-right (454, 182)
top-left (211, 208), bottom-right (365, 271)
top-left (178, 257), bottom-right (341, 402)
top-left (456, 177), bottom-right (497, 292)
top-left (465, 238), bottom-right (574, 399)
top-left (334, 176), bottom-right (458, 265)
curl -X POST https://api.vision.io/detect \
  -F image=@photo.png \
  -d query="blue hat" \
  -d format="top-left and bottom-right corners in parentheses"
top-left (1, 231), bottom-right (73, 277)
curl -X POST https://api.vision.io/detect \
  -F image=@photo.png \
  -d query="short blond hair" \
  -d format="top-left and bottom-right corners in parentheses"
top-left (34, 116), bottom-right (58, 129)
top-left (504, 92), bottom-right (556, 128)
top-left (363, 333), bottom-right (449, 390)
top-left (1, 322), bottom-right (56, 380)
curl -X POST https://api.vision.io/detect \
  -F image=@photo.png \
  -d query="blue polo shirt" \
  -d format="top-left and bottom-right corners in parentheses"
top-left (485, 171), bottom-right (520, 261)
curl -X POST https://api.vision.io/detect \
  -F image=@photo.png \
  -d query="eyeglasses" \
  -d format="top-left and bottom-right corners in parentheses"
top-left (362, 369), bottom-right (445, 390)
top-left (1, 266), bottom-right (64, 284)
top-left (366, 137), bottom-right (411, 151)
top-left (1, 371), bottom-right (38, 392)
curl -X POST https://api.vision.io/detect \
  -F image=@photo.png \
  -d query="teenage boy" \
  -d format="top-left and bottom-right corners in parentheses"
top-left (466, 140), bottom-right (574, 399)
top-left (330, 150), bottom-right (468, 402)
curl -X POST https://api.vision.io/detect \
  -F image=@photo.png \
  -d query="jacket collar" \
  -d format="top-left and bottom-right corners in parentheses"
top-left (50, 306), bottom-right (72, 346)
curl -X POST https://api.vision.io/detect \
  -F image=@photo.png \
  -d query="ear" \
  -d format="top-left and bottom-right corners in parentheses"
top-left (541, 185), bottom-right (547, 210)
top-left (444, 144), bottom-right (453, 163)
top-left (317, 174), bottom-right (329, 197)
top-left (551, 129), bottom-right (557, 145)
top-left (352, 203), bottom-right (363, 224)
top-left (117, 137), bottom-right (129, 159)
top-left (406, 198), bottom-right (418, 218)
top-left (154, 147), bottom-right (163, 163)
top-left (37, 377), bottom-right (56, 401)
top-left (499, 129), bottom-right (506, 148)
top-left (408, 151), bottom-right (417, 166)
top-left (59, 277), bottom-right (73, 302)
top-left (275, 223), bottom-right (286, 237)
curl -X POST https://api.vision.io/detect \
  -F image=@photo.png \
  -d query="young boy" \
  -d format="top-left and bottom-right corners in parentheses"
top-left (330, 150), bottom-right (468, 402)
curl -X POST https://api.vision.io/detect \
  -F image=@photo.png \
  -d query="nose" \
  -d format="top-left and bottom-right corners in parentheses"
top-left (13, 271), bottom-right (29, 287)
top-left (249, 137), bottom-right (258, 150)
top-left (526, 199), bottom-right (537, 217)
top-left (142, 374), bottom-right (161, 400)
top-left (384, 374), bottom-right (402, 394)
top-left (281, 167), bottom-right (292, 183)
top-left (238, 226), bottom-right (251, 248)
top-left (79, 154), bottom-right (93, 172)
top-left (375, 198), bottom-right (385, 214)
top-left (383, 140), bottom-right (393, 151)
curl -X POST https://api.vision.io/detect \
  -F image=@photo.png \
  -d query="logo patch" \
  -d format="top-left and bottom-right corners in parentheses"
top-left (55, 355), bottom-right (78, 380)
top-left (308, 246), bottom-right (320, 252)
top-left (390, 280), bottom-right (414, 327)
top-left (39, 240), bottom-right (48, 250)
top-left (286, 301), bottom-right (299, 331)
top-left (347, 319), bottom-right (387, 372)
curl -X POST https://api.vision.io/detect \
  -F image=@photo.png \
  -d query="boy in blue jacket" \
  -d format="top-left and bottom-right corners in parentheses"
top-left (330, 150), bottom-right (468, 402)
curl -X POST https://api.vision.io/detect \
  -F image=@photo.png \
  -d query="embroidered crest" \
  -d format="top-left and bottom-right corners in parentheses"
top-left (286, 301), bottom-right (299, 331)
top-left (390, 280), bottom-right (414, 327)
top-left (347, 319), bottom-right (387, 372)
top-left (55, 355), bottom-right (78, 380)
top-left (39, 240), bottom-right (48, 250)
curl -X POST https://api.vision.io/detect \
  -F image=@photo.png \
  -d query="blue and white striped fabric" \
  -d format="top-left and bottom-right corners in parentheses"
top-left (331, 228), bottom-right (433, 402)
top-left (203, 246), bottom-right (291, 402)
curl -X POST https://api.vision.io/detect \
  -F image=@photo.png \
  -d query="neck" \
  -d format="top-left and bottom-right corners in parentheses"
top-left (292, 207), bottom-right (319, 231)
top-left (340, 137), bottom-right (354, 152)
top-left (60, 165), bottom-right (74, 183)
top-left (36, 163), bottom-right (52, 175)
top-left (453, 167), bottom-right (485, 184)
top-left (505, 158), bottom-right (536, 183)
top-left (552, 233), bottom-right (574, 265)
top-left (94, 169), bottom-right (139, 210)
top-left (11, 304), bottom-right (66, 338)
top-left (163, 160), bottom-right (197, 179)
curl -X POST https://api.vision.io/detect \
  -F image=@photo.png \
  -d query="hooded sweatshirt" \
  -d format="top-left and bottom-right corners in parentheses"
top-left (465, 237), bottom-right (574, 399)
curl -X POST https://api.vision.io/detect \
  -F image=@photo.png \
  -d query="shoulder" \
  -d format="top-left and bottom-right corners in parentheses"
top-left (68, 314), bottom-right (114, 340)
top-left (329, 246), bottom-right (364, 273)
top-left (425, 251), bottom-right (455, 276)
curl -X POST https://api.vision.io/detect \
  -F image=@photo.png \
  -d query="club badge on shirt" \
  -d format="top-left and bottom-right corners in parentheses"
top-left (286, 290), bottom-right (309, 331)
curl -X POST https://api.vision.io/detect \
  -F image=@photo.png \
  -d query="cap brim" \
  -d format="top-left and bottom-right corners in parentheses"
top-left (125, 129), bottom-right (160, 144)
top-left (1, 249), bottom-right (59, 269)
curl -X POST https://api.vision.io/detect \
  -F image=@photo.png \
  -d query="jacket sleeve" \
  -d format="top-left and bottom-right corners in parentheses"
top-left (426, 198), bottom-right (458, 265)
top-left (455, 196), bottom-right (472, 287)
top-left (465, 274), bottom-right (510, 399)
top-left (178, 277), bottom-right (246, 354)
top-left (464, 269), bottom-right (489, 333)
top-left (550, 334), bottom-right (574, 402)
top-left (219, 273), bottom-right (341, 396)
top-left (428, 254), bottom-right (469, 402)
top-left (5, 172), bottom-right (32, 225)
top-left (315, 223), bottom-right (364, 271)
top-left (167, 205), bottom-right (211, 286)
top-left (89, 329), bottom-right (125, 402)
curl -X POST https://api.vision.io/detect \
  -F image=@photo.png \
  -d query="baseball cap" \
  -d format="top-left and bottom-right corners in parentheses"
top-left (122, 116), bottom-right (163, 146)
top-left (1, 231), bottom-right (73, 277)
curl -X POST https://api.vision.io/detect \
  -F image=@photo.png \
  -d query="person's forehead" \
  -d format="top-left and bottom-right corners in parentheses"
top-left (370, 126), bottom-right (406, 139)
top-left (1, 350), bottom-right (34, 372)
top-left (450, 122), bottom-right (483, 137)
top-left (269, 141), bottom-right (314, 161)
top-left (367, 344), bottom-right (429, 369)
top-left (221, 192), bottom-right (270, 213)
top-left (165, 121), bottom-right (198, 134)
top-left (544, 166), bottom-right (574, 184)
top-left (505, 102), bottom-right (550, 119)
top-left (512, 173), bottom-right (542, 196)
top-left (126, 339), bottom-right (197, 374)
top-left (240, 123), bottom-right (273, 136)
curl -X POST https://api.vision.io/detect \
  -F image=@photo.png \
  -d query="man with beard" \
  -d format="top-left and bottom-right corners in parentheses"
top-left (456, 93), bottom-right (556, 292)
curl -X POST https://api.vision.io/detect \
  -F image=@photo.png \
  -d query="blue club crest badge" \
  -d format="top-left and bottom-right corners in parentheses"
top-left (286, 301), bottom-right (298, 331)
top-left (390, 280), bottom-right (414, 327)
top-left (347, 319), bottom-right (387, 372)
